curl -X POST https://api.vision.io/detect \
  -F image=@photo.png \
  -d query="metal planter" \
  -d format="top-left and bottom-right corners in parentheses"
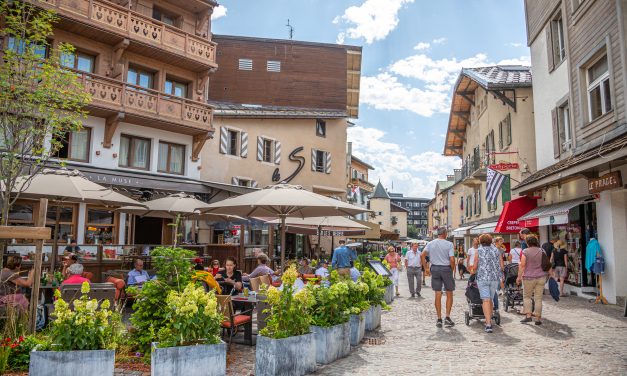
top-left (310, 322), bottom-right (351, 364)
top-left (151, 341), bottom-right (227, 376)
top-left (349, 312), bottom-right (366, 346)
top-left (255, 333), bottom-right (316, 376)
top-left (384, 284), bottom-right (395, 304)
top-left (29, 349), bottom-right (115, 376)
top-left (365, 304), bottom-right (382, 331)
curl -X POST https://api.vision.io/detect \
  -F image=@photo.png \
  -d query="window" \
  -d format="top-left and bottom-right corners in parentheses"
top-left (558, 102), bottom-right (571, 151)
top-left (586, 54), bottom-right (612, 121)
top-left (551, 12), bottom-right (566, 64)
top-left (152, 6), bottom-right (178, 26)
top-left (60, 51), bottom-right (95, 73)
top-left (85, 207), bottom-right (116, 245)
top-left (119, 134), bottom-right (150, 170)
top-left (488, 198), bottom-right (498, 212)
top-left (165, 78), bottom-right (188, 98)
top-left (267, 60), bottom-right (281, 72)
top-left (238, 59), bottom-right (253, 71)
top-left (238, 179), bottom-right (251, 187)
top-left (262, 139), bottom-right (273, 163)
top-left (127, 66), bottom-right (154, 89)
top-left (227, 130), bottom-right (238, 156)
top-left (7, 36), bottom-right (47, 58)
top-left (316, 119), bottom-right (326, 137)
top-left (315, 150), bottom-right (325, 172)
top-left (498, 113), bottom-right (512, 149)
top-left (47, 205), bottom-right (75, 242)
top-left (56, 128), bottom-right (91, 162)
top-left (158, 141), bottom-right (185, 175)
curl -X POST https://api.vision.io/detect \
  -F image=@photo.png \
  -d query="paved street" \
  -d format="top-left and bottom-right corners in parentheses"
top-left (314, 271), bottom-right (627, 376)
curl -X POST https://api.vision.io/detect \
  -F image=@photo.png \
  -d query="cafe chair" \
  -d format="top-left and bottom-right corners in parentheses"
top-left (259, 274), bottom-right (271, 286)
top-left (249, 276), bottom-right (261, 292)
top-left (217, 295), bottom-right (253, 346)
top-left (301, 274), bottom-right (320, 285)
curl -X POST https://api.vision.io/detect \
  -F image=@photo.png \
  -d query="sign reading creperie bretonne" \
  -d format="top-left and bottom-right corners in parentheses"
top-left (588, 171), bottom-right (623, 194)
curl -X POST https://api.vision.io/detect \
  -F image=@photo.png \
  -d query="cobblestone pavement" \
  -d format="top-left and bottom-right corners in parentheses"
top-left (314, 271), bottom-right (627, 376)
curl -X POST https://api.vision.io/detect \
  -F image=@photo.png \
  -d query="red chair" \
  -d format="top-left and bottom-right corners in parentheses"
top-left (217, 295), bottom-right (253, 346)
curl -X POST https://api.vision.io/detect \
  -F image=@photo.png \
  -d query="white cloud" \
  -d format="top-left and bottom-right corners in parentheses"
top-left (360, 73), bottom-right (449, 117)
top-left (389, 53), bottom-right (490, 87)
top-left (334, 0), bottom-right (414, 44)
top-left (413, 42), bottom-right (430, 51)
top-left (348, 126), bottom-right (460, 198)
top-left (211, 5), bottom-right (227, 21)
top-left (432, 37), bottom-right (447, 45)
top-left (497, 56), bottom-right (531, 66)
top-left (507, 42), bottom-right (524, 48)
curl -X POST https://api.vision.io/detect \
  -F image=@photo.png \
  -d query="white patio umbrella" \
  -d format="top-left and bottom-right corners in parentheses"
top-left (198, 184), bottom-right (369, 268)
top-left (10, 168), bottom-right (145, 271)
top-left (117, 192), bottom-right (243, 245)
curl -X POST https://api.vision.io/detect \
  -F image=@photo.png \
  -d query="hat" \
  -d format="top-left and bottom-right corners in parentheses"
top-left (194, 257), bottom-right (203, 263)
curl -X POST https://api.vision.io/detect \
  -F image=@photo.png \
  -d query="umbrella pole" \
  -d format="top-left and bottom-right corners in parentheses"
top-left (280, 215), bottom-right (286, 272)
top-left (50, 203), bottom-right (61, 272)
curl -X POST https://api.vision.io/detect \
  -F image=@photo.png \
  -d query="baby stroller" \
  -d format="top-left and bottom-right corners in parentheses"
top-left (464, 274), bottom-right (501, 326)
top-left (503, 263), bottom-right (523, 312)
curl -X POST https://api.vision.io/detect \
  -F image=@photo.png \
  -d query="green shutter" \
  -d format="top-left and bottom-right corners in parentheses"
top-left (502, 175), bottom-right (511, 204)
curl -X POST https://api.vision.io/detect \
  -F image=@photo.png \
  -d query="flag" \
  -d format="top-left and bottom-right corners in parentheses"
top-left (486, 167), bottom-right (506, 203)
top-left (351, 185), bottom-right (360, 198)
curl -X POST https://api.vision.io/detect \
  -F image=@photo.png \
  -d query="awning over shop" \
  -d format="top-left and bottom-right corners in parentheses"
top-left (494, 196), bottom-right (537, 233)
top-left (470, 222), bottom-right (498, 234)
top-left (518, 198), bottom-right (588, 227)
top-left (452, 225), bottom-right (475, 238)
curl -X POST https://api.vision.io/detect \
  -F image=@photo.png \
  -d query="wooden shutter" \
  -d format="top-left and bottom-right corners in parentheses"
top-left (545, 24), bottom-right (554, 72)
top-left (325, 151), bottom-right (331, 174)
top-left (552, 108), bottom-right (560, 158)
top-left (311, 149), bottom-right (317, 171)
top-left (274, 141), bottom-right (281, 165)
top-left (498, 120), bottom-right (503, 150)
top-left (219, 127), bottom-right (227, 154)
top-left (240, 131), bottom-right (248, 158)
top-left (256, 136), bottom-right (263, 161)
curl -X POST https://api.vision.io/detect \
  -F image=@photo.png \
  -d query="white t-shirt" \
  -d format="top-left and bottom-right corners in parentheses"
top-left (467, 247), bottom-right (477, 266)
top-left (405, 249), bottom-right (422, 267)
top-left (510, 248), bottom-right (522, 264)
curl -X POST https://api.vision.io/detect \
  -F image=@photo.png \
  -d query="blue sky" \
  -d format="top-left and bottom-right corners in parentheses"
top-left (211, 0), bottom-right (530, 198)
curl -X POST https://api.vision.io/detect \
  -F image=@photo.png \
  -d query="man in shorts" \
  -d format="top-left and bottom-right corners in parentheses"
top-left (422, 227), bottom-right (456, 328)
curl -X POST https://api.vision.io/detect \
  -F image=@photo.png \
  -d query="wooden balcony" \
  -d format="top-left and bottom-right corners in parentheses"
top-left (36, 0), bottom-right (217, 71)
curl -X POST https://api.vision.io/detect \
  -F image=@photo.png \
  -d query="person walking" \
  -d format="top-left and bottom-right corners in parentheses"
top-left (551, 240), bottom-right (569, 296)
top-left (466, 238), bottom-right (479, 275)
top-left (422, 228), bottom-right (456, 328)
top-left (384, 246), bottom-right (401, 296)
top-left (516, 234), bottom-right (547, 325)
top-left (405, 242), bottom-right (423, 297)
top-left (508, 240), bottom-right (523, 264)
top-left (542, 236), bottom-right (558, 278)
top-left (473, 234), bottom-right (504, 333)
top-left (332, 240), bottom-right (355, 277)
top-left (457, 246), bottom-right (468, 279)
top-left (519, 228), bottom-right (531, 249)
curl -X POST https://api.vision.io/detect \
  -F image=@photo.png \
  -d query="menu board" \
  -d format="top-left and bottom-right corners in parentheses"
top-left (367, 260), bottom-right (392, 277)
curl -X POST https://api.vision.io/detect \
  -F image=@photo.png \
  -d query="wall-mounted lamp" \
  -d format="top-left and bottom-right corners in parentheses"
top-left (95, 150), bottom-right (101, 156)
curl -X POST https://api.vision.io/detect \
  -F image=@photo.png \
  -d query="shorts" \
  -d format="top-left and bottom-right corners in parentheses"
top-left (477, 280), bottom-right (499, 300)
top-left (430, 265), bottom-right (455, 292)
top-left (554, 266), bottom-right (567, 278)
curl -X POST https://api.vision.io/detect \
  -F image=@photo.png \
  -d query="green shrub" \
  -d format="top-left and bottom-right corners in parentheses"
top-left (360, 269), bottom-right (386, 306)
top-left (307, 281), bottom-right (350, 327)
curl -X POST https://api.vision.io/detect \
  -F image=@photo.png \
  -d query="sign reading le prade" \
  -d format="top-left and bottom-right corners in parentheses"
top-left (588, 171), bottom-right (623, 194)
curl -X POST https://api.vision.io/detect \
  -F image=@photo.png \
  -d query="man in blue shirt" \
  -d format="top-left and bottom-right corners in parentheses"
top-left (127, 259), bottom-right (151, 286)
top-left (332, 240), bottom-right (355, 277)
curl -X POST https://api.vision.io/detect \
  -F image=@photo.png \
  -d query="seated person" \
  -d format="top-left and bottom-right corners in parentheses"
top-left (242, 253), bottom-right (275, 282)
top-left (215, 257), bottom-right (243, 296)
top-left (61, 253), bottom-right (78, 279)
top-left (0, 256), bottom-right (33, 311)
top-left (127, 259), bottom-right (151, 286)
top-left (315, 260), bottom-right (329, 279)
top-left (62, 263), bottom-right (91, 285)
top-left (193, 257), bottom-right (205, 271)
top-left (210, 259), bottom-right (222, 276)
top-left (297, 258), bottom-right (315, 275)
top-left (64, 241), bottom-right (81, 253)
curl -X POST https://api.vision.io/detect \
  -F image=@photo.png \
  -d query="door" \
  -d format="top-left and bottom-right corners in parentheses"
top-left (134, 217), bottom-right (163, 245)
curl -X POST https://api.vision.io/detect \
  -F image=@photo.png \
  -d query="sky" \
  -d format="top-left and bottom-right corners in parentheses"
top-left (211, 0), bottom-right (530, 198)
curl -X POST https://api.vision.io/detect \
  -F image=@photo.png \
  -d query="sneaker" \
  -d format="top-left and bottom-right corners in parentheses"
top-left (416, 292), bottom-right (421, 297)
top-left (411, 293), bottom-right (415, 298)
top-left (535, 320), bottom-right (542, 326)
top-left (444, 317), bottom-right (455, 327)
top-left (484, 325), bottom-right (493, 333)
top-left (520, 317), bottom-right (533, 323)
top-left (436, 319), bottom-right (443, 328)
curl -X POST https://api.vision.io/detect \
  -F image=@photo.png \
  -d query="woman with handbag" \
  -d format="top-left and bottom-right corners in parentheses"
top-left (516, 234), bottom-right (548, 325)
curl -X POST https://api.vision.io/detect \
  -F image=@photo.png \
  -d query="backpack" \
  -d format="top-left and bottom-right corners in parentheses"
top-left (541, 250), bottom-right (552, 272)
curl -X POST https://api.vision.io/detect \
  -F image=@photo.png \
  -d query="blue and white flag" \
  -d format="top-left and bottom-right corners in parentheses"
top-left (486, 167), bottom-right (506, 203)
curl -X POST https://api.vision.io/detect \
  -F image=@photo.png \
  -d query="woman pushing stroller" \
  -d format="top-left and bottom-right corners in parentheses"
top-left (472, 233), bottom-right (504, 333)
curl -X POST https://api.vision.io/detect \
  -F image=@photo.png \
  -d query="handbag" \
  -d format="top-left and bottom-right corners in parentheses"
top-left (541, 250), bottom-right (552, 272)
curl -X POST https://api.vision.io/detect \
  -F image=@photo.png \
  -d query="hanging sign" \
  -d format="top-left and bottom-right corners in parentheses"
top-left (588, 171), bottom-right (622, 194)
top-left (488, 163), bottom-right (519, 171)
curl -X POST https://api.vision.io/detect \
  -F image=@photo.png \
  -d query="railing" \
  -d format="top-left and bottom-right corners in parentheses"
top-left (38, 0), bottom-right (217, 66)
top-left (458, 150), bottom-right (495, 181)
top-left (80, 71), bottom-right (213, 130)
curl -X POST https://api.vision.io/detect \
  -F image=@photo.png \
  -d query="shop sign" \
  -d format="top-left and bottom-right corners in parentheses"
top-left (588, 171), bottom-right (623, 194)
top-left (84, 172), bottom-right (144, 187)
top-left (488, 163), bottom-right (519, 171)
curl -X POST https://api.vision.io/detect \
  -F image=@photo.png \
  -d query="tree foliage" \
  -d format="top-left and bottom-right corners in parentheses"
top-left (0, 0), bottom-right (91, 225)
top-left (407, 224), bottom-right (420, 239)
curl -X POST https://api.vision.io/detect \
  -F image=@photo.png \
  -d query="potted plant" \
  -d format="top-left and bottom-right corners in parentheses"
top-left (29, 282), bottom-right (122, 375)
top-left (151, 284), bottom-right (225, 376)
top-left (307, 280), bottom-right (351, 364)
top-left (360, 269), bottom-right (387, 331)
top-left (346, 280), bottom-right (370, 346)
top-left (255, 265), bottom-right (316, 376)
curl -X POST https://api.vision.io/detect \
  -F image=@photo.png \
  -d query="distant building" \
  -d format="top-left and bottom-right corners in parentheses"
top-left (369, 182), bottom-right (408, 238)
top-left (348, 152), bottom-right (375, 222)
top-left (389, 193), bottom-right (430, 238)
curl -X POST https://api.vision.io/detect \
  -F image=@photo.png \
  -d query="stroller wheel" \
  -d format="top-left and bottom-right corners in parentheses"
top-left (494, 312), bottom-right (501, 326)
top-left (465, 311), bottom-right (470, 326)
top-left (504, 296), bottom-right (509, 312)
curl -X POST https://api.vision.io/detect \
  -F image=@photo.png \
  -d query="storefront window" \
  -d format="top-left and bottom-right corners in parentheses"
top-left (8, 204), bottom-right (33, 224)
top-left (85, 207), bottom-right (116, 245)
top-left (46, 205), bottom-right (75, 242)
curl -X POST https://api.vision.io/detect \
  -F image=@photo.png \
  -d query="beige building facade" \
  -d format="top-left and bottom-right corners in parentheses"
top-left (369, 182), bottom-right (408, 238)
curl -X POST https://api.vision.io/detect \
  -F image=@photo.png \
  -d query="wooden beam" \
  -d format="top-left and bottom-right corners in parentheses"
top-left (29, 198), bottom-right (48, 333)
top-left (491, 89), bottom-right (517, 111)
top-left (458, 92), bottom-right (475, 106)
top-left (452, 111), bottom-right (470, 124)
top-left (196, 67), bottom-right (216, 101)
top-left (449, 130), bottom-right (466, 142)
top-left (110, 39), bottom-right (129, 79)
top-left (0, 226), bottom-right (51, 240)
top-left (103, 112), bottom-right (124, 148)
top-left (192, 132), bottom-right (210, 162)
top-left (196, 10), bottom-right (211, 38)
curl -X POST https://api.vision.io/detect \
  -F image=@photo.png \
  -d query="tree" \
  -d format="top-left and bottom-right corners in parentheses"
top-left (0, 0), bottom-right (90, 226)
top-left (407, 225), bottom-right (419, 239)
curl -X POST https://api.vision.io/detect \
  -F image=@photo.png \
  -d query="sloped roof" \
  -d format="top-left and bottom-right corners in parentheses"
top-left (391, 202), bottom-right (410, 212)
top-left (371, 181), bottom-right (390, 199)
top-left (208, 101), bottom-right (347, 119)
top-left (443, 65), bottom-right (532, 156)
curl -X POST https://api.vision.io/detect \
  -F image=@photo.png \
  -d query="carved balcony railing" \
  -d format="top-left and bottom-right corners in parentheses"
top-left (37, 0), bottom-right (217, 68)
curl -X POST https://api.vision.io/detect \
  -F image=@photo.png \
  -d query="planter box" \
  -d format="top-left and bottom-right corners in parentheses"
top-left (29, 349), bottom-right (114, 376)
top-left (349, 312), bottom-right (366, 346)
top-left (310, 322), bottom-right (351, 364)
top-left (255, 333), bottom-right (316, 376)
top-left (365, 305), bottom-right (382, 331)
top-left (151, 341), bottom-right (226, 376)
top-left (384, 284), bottom-right (394, 304)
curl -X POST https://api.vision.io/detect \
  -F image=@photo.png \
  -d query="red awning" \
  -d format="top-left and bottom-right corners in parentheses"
top-left (494, 196), bottom-right (537, 233)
